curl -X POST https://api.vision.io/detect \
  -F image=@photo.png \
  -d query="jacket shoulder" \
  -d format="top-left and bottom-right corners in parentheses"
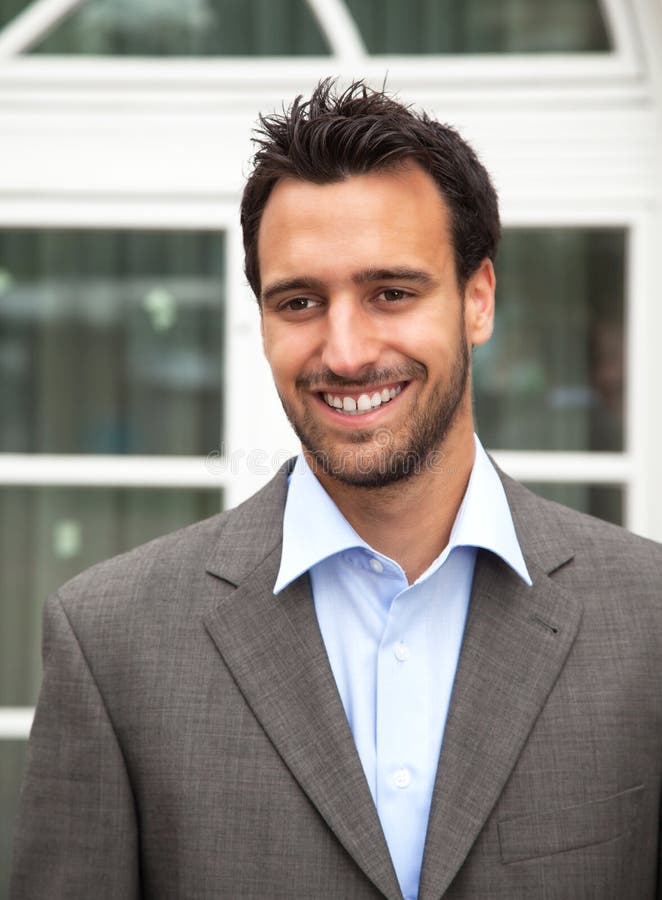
top-left (52, 464), bottom-right (291, 619)
top-left (502, 474), bottom-right (662, 608)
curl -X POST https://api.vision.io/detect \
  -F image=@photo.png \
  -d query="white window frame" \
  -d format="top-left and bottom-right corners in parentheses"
top-left (1, 0), bottom-right (661, 742)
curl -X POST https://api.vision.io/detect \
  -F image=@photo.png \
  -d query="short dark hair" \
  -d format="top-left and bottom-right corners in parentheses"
top-left (241, 78), bottom-right (500, 300)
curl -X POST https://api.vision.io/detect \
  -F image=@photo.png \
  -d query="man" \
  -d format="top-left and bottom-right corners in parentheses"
top-left (11, 80), bottom-right (662, 899)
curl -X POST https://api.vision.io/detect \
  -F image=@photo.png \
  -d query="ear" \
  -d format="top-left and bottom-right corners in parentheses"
top-left (464, 258), bottom-right (495, 347)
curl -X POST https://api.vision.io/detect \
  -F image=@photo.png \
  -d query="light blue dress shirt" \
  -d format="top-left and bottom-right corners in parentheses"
top-left (274, 436), bottom-right (531, 900)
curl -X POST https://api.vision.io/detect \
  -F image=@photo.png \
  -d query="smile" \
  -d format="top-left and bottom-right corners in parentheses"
top-left (321, 384), bottom-right (403, 416)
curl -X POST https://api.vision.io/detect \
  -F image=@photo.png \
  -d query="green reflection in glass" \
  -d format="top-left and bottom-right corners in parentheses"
top-left (0, 486), bottom-right (222, 706)
top-left (0, 741), bottom-right (28, 895)
top-left (0, 0), bottom-right (30, 30)
top-left (346, 0), bottom-right (610, 54)
top-left (524, 482), bottom-right (623, 527)
top-left (474, 228), bottom-right (625, 452)
top-left (0, 230), bottom-right (224, 455)
top-left (31, 0), bottom-right (328, 55)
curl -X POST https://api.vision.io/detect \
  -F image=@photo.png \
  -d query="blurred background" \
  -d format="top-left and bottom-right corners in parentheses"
top-left (1, 0), bottom-right (661, 890)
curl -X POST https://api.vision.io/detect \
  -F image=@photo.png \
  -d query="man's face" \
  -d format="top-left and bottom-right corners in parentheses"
top-left (258, 162), bottom-right (494, 488)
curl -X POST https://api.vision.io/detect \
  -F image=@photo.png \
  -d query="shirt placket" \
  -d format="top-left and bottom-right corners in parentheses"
top-left (375, 579), bottom-right (430, 900)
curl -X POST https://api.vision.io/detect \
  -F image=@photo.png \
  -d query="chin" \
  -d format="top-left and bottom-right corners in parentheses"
top-left (304, 445), bottom-right (429, 488)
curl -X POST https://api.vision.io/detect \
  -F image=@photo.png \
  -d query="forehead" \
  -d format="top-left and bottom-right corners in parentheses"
top-left (261, 161), bottom-right (447, 230)
top-left (257, 163), bottom-right (453, 286)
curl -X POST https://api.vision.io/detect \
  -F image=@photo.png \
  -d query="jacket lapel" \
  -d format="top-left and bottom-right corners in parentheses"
top-left (418, 475), bottom-right (583, 900)
top-left (202, 469), bottom-right (402, 900)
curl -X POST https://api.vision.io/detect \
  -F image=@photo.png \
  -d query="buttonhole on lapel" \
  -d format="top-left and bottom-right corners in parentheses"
top-left (530, 613), bottom-right (559, 636)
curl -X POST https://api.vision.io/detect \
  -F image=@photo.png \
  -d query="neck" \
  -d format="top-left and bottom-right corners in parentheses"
top-left (315, 423), bottom-right (476, 584)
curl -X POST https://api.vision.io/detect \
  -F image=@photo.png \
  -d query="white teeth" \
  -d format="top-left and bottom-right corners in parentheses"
top-left (323, 384), bottom-right (403, 413)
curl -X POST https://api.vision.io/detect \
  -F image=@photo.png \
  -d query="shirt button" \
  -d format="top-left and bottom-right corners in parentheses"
top-left (369, 557), bottom-right (383, 573)
top-left (393, 768), bottom-right (411, 789)
top-left (394, 642), bottom-right (411, 662)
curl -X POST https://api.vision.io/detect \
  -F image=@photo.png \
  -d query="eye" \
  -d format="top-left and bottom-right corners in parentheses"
top-left (378, 288), bottom-right (410, 303)
top-left (280, 297), bottom-right (319, 312)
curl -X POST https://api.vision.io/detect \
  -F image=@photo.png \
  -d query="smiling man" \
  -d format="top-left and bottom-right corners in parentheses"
top-left (11, 80), bottom-right (662, 900)
top-left (257, 161), bottom-right (491, 581)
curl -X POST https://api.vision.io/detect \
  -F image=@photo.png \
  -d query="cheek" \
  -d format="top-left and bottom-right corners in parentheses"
top-left (262, 332), bottom-right (305, 386)
top-left (265, 348), bottom-right (291, 384)
top-left (393, 318), bottom-right (448, 361)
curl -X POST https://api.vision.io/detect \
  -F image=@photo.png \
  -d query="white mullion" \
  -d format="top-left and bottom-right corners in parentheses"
top-left (223, 219), bottom-right (254, 509)
top-left (624, 221), bottom-right (641, 531)
top-left (0, 201), bottom-right (240, 229)
top-left (0, 454), bottom-right (230, 489)
top-left (0, 0), bottom-right (85, 58)
top-left (489, 452), bottom-right (631, 484)
top-left (0, 708), bottom-right (33, 739)
top-left (0, 53), bottom-right (644, 91)
top-left (302, 0), bottom-right (366, 61)
top-left (626, 210), bottom-right (660, 539)
top-left (500, 207), bottom-right (647, 229)
top-left (599, 0), bottom-right (643, 68)
top-left (630, 0), bottom-right (662, 97)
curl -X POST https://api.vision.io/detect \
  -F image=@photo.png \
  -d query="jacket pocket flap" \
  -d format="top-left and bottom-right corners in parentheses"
top-left (498, 783), bottom-right (644, 864)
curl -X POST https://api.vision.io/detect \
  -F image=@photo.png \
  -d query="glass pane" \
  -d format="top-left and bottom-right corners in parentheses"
top-left (524, 482), bottom-right (623, 526)
top-left (0, 0), bottom-right (30, 31)
top-left (31, 0), bottom-right (329, 55)
top-left (0, 486), bottom-right (222, 706)
top-left (0, 230), bottom-right (223, 455)
top-left (474, 228), bottom-right (625, 452)
top-left (346, 0), bottom-right (611, 53)
top-left (0, 740), bottom-right (28, 894)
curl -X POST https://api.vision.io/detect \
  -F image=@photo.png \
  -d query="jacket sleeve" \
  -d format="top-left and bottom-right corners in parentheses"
top-left (10, 592), bottom-right (140, 899)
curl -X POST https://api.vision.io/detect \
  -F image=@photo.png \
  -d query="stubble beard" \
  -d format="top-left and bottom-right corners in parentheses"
top-left (277, 335), bottom-right (471, 489)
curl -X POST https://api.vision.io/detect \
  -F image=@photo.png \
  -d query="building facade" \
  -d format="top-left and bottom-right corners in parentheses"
top-left (1, 0), bottom-right (661, 887)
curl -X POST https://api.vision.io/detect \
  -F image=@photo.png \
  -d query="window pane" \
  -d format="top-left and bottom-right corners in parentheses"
top-left (30, 0), bottom-right (329, 55)
top-left (346, 0), bottom-right (610, 53)
top-left (0, 485), bottom-right (222, 706)
top-left (524, 482), bottom-right (623, 526)
top-left (474, 229), bottom-right (625, 452)
top-left (0, 740), bottom-right (28, 892)
top-left (0, 230), bottom-right (223, 455)
top-left (0, 0), bottom-right (30, 30)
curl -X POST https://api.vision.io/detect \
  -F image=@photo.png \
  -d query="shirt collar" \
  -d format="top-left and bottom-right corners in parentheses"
top-left (274, 435), bottom-right (531, 594)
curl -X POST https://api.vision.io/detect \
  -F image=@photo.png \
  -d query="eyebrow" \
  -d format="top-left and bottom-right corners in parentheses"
top-left (353, 267), bottom-right (435, 287)
top-left (261, 267), bottom-right (435, 304)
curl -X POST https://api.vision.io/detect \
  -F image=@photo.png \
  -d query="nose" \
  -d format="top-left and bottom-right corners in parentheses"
top-left (320, 298), bottom-right (381, 378)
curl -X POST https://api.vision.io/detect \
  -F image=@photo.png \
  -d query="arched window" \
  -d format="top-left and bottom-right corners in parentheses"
top-left (1, 0), bottom-right (661, 878)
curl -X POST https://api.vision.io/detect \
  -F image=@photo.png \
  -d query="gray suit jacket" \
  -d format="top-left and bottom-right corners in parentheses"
top-left (10, 466), bottom-right (662, 899)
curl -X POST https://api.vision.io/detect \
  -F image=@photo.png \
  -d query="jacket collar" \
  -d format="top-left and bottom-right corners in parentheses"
top-left (274, 439), bottom-right (532, 594)
top-left (206, 458), bottom-right (575, 589)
